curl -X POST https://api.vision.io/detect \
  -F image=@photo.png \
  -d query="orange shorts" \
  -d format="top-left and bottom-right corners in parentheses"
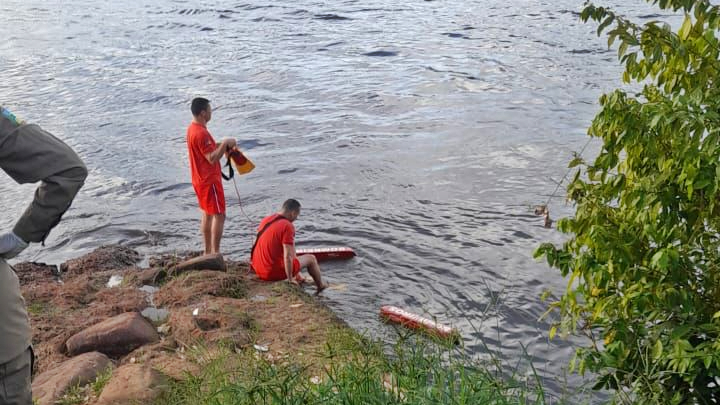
top-left (257, 258), bottom-right (300, 281)
top-left (193, 182), bottom-right (225, 215)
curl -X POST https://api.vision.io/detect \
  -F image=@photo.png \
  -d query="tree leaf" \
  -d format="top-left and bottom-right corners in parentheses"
top-left (679, 14), bottom-right (692, 40)
top-left (653, 339), bottom-right (663, 359)
top-left (569, 156), bottom-right (584, 168)
top-left (539, 2), bottom-right (720, 401)
top-left (651, 250), bottom-right (669, 270)
top-left (597, 15), bottom-right (615, 35)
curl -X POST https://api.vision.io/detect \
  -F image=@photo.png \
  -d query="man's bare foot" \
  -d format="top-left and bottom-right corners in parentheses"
top-left (315, 283), bottom-right (328, 295)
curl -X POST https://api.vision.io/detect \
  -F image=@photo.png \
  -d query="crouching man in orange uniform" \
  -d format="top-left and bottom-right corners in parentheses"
top-left (251, 199), bottom-right (327, 295)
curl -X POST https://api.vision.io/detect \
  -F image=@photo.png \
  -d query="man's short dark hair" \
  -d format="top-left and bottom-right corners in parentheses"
top-left (282, 199), bottom-right (301, 212)
top-left (191, 97), bottom-right (210, 116)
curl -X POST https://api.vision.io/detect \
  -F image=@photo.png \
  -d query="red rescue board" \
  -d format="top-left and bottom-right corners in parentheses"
top-left (380, 305), bottom-right (460, 343)
top-left (296, 247), bottom-right (356, 262)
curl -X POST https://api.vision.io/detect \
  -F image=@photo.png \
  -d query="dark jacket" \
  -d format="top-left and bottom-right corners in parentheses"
top-left (0, 107), bottom-right (87, 363)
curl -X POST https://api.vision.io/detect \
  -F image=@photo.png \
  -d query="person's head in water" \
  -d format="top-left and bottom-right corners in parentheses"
top-left (280, 199), bottom-right (301, 222)
top-left (191, 97), bottom-right (212, 124)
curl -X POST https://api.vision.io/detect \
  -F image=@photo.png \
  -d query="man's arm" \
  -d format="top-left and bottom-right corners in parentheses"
top-left (204, 138), bottom-right (236, 164)
top-left (283, 243), bottom-right (296, 283)
top-left (0, 123), bottom-right (87, 245)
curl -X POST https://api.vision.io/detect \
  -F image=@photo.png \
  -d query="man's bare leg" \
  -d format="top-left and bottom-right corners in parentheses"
top-left (297, 254), bottom-right (327, 294)
top-left (210, 214), bottom-right (225, 254)
top-left (201, 212), bottom-right (212, 255)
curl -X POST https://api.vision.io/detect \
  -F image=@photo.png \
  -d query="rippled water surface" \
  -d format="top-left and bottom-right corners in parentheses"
top-left (0, 0), bottom-right (681, 399)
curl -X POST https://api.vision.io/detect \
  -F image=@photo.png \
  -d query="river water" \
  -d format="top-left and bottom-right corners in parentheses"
top-left (0, 0), bottom-right (680, 400)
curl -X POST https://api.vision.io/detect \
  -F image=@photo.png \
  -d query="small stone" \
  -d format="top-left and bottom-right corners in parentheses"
top-left (139, 285), bottom-right (159, 294)
top-left (141, 307), bottom-right (169, 323)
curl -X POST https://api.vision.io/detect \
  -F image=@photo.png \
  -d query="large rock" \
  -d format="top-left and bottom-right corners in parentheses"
top-left (96, 364), bottom-right (170, 405)
top-left (32, 352), bottom-right (113, 405)
top-left (65, 312), bottom-right (159, 357)
top-left (170, 253), bottom-right (226, 276)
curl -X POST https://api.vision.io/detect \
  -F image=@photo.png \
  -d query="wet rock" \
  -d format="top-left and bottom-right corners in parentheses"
top-left (32, 352), bottom-right (113, 405)
top-left (136, 267), bottom-right (166, 285)
top-left (96, 364), bottom-right (170, 405)
top-left (60, 245), bottom-right (140, 275)
top-left (65, 312), bottom-right (159, 357)
top-left (170, 253), bottom-right (226, 276)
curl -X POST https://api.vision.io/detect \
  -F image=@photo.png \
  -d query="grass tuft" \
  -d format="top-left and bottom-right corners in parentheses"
top-left (55, 384), bottom-right (86, 405)
top-left (91, 365), bottom-right (114, 396)
top-left (155, 327), bottom-right (559, 405)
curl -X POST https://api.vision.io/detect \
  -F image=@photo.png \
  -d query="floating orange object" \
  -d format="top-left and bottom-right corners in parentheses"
top-left (296, 247), bottom-right (356, 262)
top-left (380, 305), bottom-right (460, 343)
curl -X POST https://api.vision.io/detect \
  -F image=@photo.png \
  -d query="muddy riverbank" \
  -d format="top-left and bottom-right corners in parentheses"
top-left (17, 245), bottom-right (347, 404)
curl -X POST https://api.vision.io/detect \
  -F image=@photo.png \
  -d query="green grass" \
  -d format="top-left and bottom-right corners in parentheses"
top-left (27, 302), bottom-right (46, 316)
top-left (155, 328), bottom-right (562, 405)
top-left (91, 366), bottom-right (114, 396)
top-left (56, 384), bottom-right (86, 405)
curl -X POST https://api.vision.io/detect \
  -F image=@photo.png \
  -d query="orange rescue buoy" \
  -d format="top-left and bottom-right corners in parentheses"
top-left (380, 305), bottom-right (460, 343)
top-left (227, 147), bottom-right (255, 175)
top-left (296, 247), bottom-right (356, 262)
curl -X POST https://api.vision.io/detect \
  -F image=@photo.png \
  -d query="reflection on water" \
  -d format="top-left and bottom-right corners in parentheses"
top-left (0, 0), bottom-right (679, 399)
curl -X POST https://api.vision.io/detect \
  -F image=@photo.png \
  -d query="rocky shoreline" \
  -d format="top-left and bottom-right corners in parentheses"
top-left (16, 245), bottom-right (347, 405)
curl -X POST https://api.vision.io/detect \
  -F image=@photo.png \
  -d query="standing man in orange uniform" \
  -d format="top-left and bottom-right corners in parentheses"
top-left (251, 199), bottom-right (327, 295)
top-left (186, 97), bottom-right (236, 255)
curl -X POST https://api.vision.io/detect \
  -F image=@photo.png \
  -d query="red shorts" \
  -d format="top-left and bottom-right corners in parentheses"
top-left (193, 182), bottom-right (225, 215)
top-left (257, 258), bottom-right (300, 281)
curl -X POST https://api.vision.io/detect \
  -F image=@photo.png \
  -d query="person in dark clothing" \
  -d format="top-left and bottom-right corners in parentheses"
top-left (0, 106), bottom-right (87, 405)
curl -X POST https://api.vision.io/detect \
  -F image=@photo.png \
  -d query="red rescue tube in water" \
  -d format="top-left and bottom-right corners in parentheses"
top-left (380, 305), bottom-right (460, 343)
top-left (296, 247), bottom-right (356, 262)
